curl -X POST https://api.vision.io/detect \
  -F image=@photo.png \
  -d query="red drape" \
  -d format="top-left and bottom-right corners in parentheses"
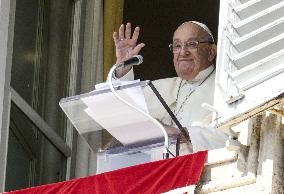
top-left (5, 151), bottom-right (207, 194)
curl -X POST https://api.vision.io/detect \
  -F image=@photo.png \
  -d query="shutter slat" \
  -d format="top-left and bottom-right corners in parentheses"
top-left (233, 2), bottom-right (284, 35)
top-left (213, 0), bottom-right (284, 127)
top-left (232, 33), bottom-right (284, 68)
top-left (232, 17), bottom-right (284, 51)
top-left (234, 0), bottom-right (283, 19)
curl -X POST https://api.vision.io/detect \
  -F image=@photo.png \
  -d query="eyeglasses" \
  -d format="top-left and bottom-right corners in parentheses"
top-left (169, 39), bottom-right (214, 53)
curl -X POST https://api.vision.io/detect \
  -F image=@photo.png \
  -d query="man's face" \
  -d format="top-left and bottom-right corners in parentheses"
top-left (172, 23), bottom-right (216, 80)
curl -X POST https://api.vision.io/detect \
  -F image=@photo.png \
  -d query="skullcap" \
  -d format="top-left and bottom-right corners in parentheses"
top-left (179, 21), bottom-right (214, 42)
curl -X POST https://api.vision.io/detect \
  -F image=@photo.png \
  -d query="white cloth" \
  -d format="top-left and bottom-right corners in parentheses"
top-left (120, 65), bottom-right (228, 153)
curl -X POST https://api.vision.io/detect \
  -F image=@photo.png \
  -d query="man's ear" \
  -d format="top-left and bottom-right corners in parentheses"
top-left (208, 44), bottom-right (217, 62)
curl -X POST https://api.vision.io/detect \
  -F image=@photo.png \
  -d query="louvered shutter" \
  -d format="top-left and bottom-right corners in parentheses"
top-left (213, 0), bottom-right (284, 130)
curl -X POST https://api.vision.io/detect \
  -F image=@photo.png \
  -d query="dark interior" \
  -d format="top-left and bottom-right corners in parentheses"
top-left (123, 0), bottom-right (220, 81)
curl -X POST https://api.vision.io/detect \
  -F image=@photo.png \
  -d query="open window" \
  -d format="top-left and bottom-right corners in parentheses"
top-left (214, 0), bottom-right (284, 130)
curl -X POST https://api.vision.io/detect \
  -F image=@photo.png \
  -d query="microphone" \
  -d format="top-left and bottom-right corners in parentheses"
top-left (117, 55), bottom-right (143, 67)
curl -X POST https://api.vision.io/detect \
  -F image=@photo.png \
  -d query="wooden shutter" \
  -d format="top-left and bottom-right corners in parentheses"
top-left (213, 0), bottom-right (284, 130)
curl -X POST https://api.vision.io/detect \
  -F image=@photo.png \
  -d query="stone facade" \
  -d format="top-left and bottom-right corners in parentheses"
top-left (198, 109), bottom-right (284, 194)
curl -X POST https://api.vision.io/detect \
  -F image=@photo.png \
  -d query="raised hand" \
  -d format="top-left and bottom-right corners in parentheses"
top-left (113, 22), bottom-right (145, 65)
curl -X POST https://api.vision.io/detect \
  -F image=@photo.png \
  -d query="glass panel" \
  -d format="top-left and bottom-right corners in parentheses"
top-left (6, 103), bottom-right (67, 191)
top-left (60, 81), bottom-right (179, 174)
top-left (6, 0), bottom-right (74, 191)
top-left (5, 130), bottom-right (32, 192)
top-left (10, 0), bottom-right (38, 105)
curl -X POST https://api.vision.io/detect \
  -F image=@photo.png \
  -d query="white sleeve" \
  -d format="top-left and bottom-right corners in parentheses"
top-left (187, 126), bottom-right (228, 152)
top-left (113, 68), bottom-right (135, 81)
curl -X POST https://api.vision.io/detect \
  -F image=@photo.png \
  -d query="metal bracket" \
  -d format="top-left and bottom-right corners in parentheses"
top-left (225, 71), bottom-right (245, 104)
top-left (202, 103), bottom-right (220, 126)
top-left (226, 91), bottom-right (245, 104)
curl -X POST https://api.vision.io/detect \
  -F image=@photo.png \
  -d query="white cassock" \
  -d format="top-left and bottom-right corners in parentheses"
top-left (119, 65), bottom-right (228, 153)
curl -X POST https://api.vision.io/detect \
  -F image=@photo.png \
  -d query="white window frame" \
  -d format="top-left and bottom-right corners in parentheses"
top-left (0, 0), bottom-right (16, 191)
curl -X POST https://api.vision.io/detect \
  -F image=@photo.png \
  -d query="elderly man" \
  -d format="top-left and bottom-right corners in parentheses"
top-left (112, 21), bottom-right (228, 153)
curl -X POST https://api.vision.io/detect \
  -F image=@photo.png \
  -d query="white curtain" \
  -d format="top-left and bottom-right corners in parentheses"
top-left (74, 0), bottom-right (103, 177)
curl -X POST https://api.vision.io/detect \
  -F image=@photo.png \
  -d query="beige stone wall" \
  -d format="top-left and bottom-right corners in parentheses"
top-left (198, 109), bottom-right (284, 194)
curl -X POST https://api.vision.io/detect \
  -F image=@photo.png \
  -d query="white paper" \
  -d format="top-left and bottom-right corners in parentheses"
top-left (94, 80), bottom-right (149, 113)
top-left (82, 81), bottom-right (163, 145)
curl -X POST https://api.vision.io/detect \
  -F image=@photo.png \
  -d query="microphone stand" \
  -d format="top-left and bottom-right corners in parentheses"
top-left (107, 64), bottom-right (170, 159)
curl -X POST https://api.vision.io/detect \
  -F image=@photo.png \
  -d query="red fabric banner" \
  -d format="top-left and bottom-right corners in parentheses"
top-left (5, 151), bottom-right (207, 194)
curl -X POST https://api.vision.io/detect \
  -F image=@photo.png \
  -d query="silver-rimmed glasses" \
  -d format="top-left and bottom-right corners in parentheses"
top-left (169, 39), bottom-right (214, 53)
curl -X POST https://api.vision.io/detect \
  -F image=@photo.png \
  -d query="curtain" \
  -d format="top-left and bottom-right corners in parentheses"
top-left (103, 0), bottom-right (124, 80)
top-left (75, 0), bottom-right (104, 178)
top-left (74, 0), bottom-right (124, 178)
top-left (102, 0), bottom-right (124, 148)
